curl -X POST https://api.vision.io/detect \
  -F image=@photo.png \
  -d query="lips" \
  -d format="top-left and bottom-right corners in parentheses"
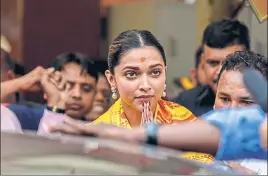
top-left (136, 95), bottom-right (153, 98)
top-left (135, 95), bottom-right (153, 103)
top-left (67, 103), bottom-right (82, 110)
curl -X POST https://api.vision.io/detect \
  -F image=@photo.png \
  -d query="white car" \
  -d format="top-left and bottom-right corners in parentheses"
top-left (1, 131), bottom-right (243, 175)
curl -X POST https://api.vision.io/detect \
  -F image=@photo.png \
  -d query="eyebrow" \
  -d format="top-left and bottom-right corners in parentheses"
top-left (218, 92), bottom-right (253, 100)
top-left (218, 92), bottom-right (230, 97)
top-left (149, 63), bottom-right (163, 68)
top-left (122, 63), bottom-right (163, 71)
top-left (122, 66), bottom-right (140, 71)
top-left (66, 79), bottom-right (94, 85)
top-left (206, 59), bottom-right (220, 62)
top-left (240, 96), bottom-right (254, 100)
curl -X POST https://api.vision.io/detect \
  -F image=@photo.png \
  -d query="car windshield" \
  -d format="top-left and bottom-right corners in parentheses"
top-left (1, 131), bottom-right (239, 175)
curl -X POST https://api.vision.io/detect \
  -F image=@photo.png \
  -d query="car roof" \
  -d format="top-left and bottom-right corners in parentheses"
top-left (1, 131), bottom-right (239, 175)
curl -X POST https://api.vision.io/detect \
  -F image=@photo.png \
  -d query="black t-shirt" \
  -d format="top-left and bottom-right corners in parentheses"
top-left (172, 85), bottom-right (215, 117)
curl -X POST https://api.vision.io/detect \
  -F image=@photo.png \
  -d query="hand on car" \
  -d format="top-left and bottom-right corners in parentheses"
top-left (48, 116), bottom-right (145, 143)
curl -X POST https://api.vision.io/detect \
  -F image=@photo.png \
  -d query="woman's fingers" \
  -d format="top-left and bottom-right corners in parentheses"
top-left (141, 102), bottom-right (146, 126)
top-left (148, 102), bottom-right (153, 122)
top-left (145, 102), bottom-right (149, 121)
top-left (140, 102), bottom-right (154, 127)
top-left (144, 102), bottom-right (152, 123)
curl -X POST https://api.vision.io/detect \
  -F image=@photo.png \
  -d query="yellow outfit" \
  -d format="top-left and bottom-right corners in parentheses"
top-left (90, 98), bottom-right (214, 163)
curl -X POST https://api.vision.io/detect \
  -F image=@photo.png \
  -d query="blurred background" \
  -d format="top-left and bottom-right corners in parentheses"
top-left (1, 0), bottom-right (267, 102)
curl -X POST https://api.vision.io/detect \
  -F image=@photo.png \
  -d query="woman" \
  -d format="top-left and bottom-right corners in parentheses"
top-left (49, 29), bottom-right (213, 163)
top-left (90, 29), bottom-right (196, 128)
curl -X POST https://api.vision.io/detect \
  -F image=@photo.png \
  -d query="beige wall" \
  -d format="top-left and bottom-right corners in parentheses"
top-left (108, 0), bottom-right (197, 96)
top-left (238, 5), bottom-right (267, 57)
top-left (108, 1), bottom-right (155, 44)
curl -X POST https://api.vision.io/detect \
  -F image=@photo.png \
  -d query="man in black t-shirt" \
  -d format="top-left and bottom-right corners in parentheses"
top-left (173, 19), bottom-right (251, 116)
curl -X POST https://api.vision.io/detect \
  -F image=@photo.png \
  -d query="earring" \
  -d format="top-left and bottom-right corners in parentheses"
top-left (162, 84), bottom-right (167, 97)
top-left (111, 87), bottom-right (117, 99)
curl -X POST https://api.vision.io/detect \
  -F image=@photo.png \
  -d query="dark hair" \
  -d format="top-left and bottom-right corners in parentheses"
top-left (94, 59), bottom-right (108, 75)
top-left (218, 51), bottom-right (268, 81)
top-left (202, 19), bottom-right (250, 50)
top-left (108, 29), bottom-right (166, 74)
top-left (195, 46), bottom-right (203, 68)
top-left (14, 63), bottom-right (25, 75)
top-left (50, 52), bottom-right (98, 80)
top-left (1, 48), bottom-right (15, 71)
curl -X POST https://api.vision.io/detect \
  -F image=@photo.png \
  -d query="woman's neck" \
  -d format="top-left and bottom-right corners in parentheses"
top-left (122, 102), bottom-right (142, 127)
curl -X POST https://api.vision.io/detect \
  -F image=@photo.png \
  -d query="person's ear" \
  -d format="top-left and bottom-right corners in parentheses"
top-left (199, 53), bottom-right (205, 69)
top-left (189, 68), bottom-right (197, 86)
top-left (105, 70), bottom-right (117, 89)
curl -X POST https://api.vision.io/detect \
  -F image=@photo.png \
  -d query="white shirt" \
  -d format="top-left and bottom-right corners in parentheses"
top-left (1, 105), bottom-right (22, 133)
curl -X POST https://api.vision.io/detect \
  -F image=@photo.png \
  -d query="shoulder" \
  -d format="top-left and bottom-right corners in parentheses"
top-left (7, 104), bottom-right (45, 115)
top-left (178, 85), bottom-right (208, 99)
top-left (158, 100), bottom-right (196, 122)
top-left (90, 111), bottom-right (111, 125)
top-left (18, 100), bottom-right (43, 108)
top-left (172, 85), bottom-right (210, 107)
top-left (1, 105), bottom-right (22, 132)
top-left (6, 104), bottom-right (45, 130)
top-left (90, 99), bottom-right (122, 125)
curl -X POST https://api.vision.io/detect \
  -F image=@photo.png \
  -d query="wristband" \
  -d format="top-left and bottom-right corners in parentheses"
top-left (144, 122), bottom-right (162, 145)
top-left (46, 105), bottom-right (65, 114)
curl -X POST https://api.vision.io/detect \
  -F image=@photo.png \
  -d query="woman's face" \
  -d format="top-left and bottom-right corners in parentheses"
top-left (106, 46), bottom-right (166, 112)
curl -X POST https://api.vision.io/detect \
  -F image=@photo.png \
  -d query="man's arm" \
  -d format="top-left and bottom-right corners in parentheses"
top-left (1, 78), bottom-right (23, 101)
top-left (1, 66), bottom-right (45, 102)
top-left (49, 106), bottom-right (267, 160)
top-left (129, 107), bottom-right (267, 160)
top-left (260, 119), bottom-right (267, 149)
top-left (131, 119), bottom-right (220, 155)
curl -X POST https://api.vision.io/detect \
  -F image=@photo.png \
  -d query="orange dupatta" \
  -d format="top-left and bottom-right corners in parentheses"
top-left (90, 98), bottom-right (214, 163)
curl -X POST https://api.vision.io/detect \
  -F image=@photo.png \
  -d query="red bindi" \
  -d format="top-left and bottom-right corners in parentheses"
top-left (140, 57), bottom-right (145, 62)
